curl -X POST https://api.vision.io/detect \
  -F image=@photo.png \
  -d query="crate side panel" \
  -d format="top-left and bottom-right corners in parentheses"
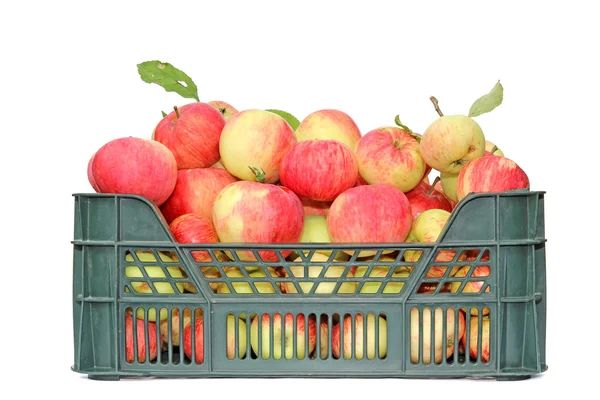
top-left (80, 196), bottom-right (117, 242)
top-left (500, 246), bottom-right (531, 298)
top-left (119, 198), bottom-right (171, 242)
top-left (498, 195), bottom-right (529, 241)
top-left (500, 302), bottom-right (527, 370)
top-left (535, 242), bottom-right (547, 368)
top-left (442, 196), bottom-right (495, 242)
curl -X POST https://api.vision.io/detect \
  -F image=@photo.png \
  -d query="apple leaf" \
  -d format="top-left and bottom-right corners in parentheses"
top-left (468, 80), bottom-right (503, 117)
top-left (161, 110), bottom-right (167, 117)
top-left (266, 109), bottom-right (300, 131)
top-left (137, 60), bottom-right (199, 102)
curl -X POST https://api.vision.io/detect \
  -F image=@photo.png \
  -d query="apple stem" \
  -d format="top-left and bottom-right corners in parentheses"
top-left (430, 96), bottom-right (444, 117)
top-left (490, 145), bottom-right (498, 154)
top-left (394, 115), bottom-right (414, 135)
top-left (428, 176), bottom-right (441, 195)
top-left (248, 166), bottom-right (266, 183)
top-left (173, 106), bottom-right (180, 119)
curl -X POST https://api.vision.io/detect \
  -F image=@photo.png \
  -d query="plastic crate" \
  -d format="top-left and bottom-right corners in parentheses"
top-left (71, 190), bottom-right (547, 381)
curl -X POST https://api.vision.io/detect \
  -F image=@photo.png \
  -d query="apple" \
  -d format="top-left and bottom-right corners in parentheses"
top-left (153, 102), bottom-right (225, 169)
top-left (355, 174), bottom-right (368, 187)
top-left (208, 100), bottom-right (239, 121)
top-left (332, 314), bottom-right (387, 359)
top-left (420, 115), bottom-right (486, 174)
top-left (212, 181), bottom-right (304, 262)
top-left (169, 213), bottom-right (219, 262)
top-left (125, 313), bottom-right (158, 363)
top-left (89, 136), bottom-right (177, 206)
top-left (405, 177), bottom-right (453, 219)
top-left (183, 317), bottom-right (205, 363)
top-left (211, 160), bottom-right (227, 169)
top-left (225, 314), bottom-right (248, 359)
top-left (439, 171), bottom-right (459, 202)
top-left (295, 109), bottom-right (362, 151)
top-left (410, 307), bottom-right (466, 364)
top-left (125, 251), bottom-right (186, 322)
top-left (319, 320), bottom-right (330, 358)
top-left (327, 184), bottom-right (413, 257)
top-left (353, 264), bottom-right (411, 294)
top-left (280, 140), bottom-right (358, 202)
top-left (456, 156), bottom-right (530, 201)
top-left (297, 215), bottom-right (350, 261)
top-left (250, 313), bottom-right (317, 359)
top-left (485, 140), bottom-right (504, 156)
top-left (300, 197), bottom-right (332, 216)
top-left (411, 208), bottom-right (451, 243)
top-left (160, 308), bottom-right (192, 348)
top-left (354, 127), bottom-right (426, 193)
top-left (282, 253), bottom-right (357, 294)
top-left (451, 266), bottom-right (491, 315)
top-left (461, 315), bottom-right (490, 362)
top-left (160, 167), bottom-right (237, 224)
top-left (219, 109), bottom-right (296, 183)
top-left (216, 267), bottom-right (277, 294)
top-left (87, 152), bottom-right (100, 192)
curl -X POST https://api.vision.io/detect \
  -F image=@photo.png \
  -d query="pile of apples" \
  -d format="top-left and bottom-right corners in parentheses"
top-left (88, 63), bottom-right (529, 365)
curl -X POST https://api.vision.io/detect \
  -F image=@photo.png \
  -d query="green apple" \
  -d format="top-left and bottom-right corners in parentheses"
top-left (440, 171), bottom-right (459, 202)
top-left (410, 307), bottom-right (465, 364)
top-left (296, 215), bottom-right (350, 261)
top-left (226, 314), bottom-right (248, 359)
top-left (282, 253), bottom-right (356, 294)
top-left (250, 313), bottom-right (316, 360)
top-left (412, 209), bottom-right (451, 243)
top-left (420, 115), bottom-right (486, 174)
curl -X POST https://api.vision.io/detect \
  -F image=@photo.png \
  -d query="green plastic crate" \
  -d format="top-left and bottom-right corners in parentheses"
top-left (71, 190), bottom-right (547, 381)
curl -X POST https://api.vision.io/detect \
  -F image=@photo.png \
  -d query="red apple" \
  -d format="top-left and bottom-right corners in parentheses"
top-left (295, 109), bottom-right (362, 151)
top-left (355, 127), bottom-right (426, 192)
top-left (405, 177), bottom-right (453, 219)
top-left (169, 213), bottom-right (219, 262)
top-left (90, 137), bottom-right (177, 206)
top-left (327, 184), bottom-right (413, 257)
top-left (300, 197), bottom-right (331, 216)
top-left (125, 313), bottom-right (158, 363)
top-left (219, 109), bottom-right (296, 183)
top-left (280, 140), bottom-right (358, 202)
top-left (456, 156), bottom-right (529, 201)
top-left (87, 152), bottom-right (100, 192)
top-left (159, 167), bottom-right (237, 223)
top-left (183, 317), bottom-right (204, 364)
top-left (154, 102), bottom-right (226, 169)
top-left (207, 100), bottom-right (239, 121)
top-left (212, 181), bottom-right (304, 261)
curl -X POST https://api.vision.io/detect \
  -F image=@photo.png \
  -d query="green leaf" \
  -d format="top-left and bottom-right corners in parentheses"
top-left (161, 110), bottom-right (167, 117)
top-left (266, 109), bottom-right (301, 131)
top-left (468, 80), bottom-right (503, 117)
top-left (137, 60), bottom-right (199, 102)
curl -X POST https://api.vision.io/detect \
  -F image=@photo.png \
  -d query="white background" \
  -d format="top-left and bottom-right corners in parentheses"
top-left (1, 0), bottom-right (597, 397)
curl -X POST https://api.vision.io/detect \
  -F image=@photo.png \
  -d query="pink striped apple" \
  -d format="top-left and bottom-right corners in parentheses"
top-left (355, 127), bottom-right (426, 192)
top-left (405, 177), bottom-right (453, 219)
top-left (212, 181), bottom-right (304, 262)
top-left (160, 167), bottom-right (237, 223)
top-left (420, 115), bottom-right (486, 174)
top-left (456, 156), bottom-right (529, 201)
top-left (154, 102), bottom-right (226, 169)
top-left (207, 100), bottom-right (239, 121)
top-left (90, 137), bottom-right (177, 206)
top-left (219, 109), bottom-right (296, 183)
top-left (327, 184), bottom-right (413, 257)
top-left (250, 313), bottom-right (317, 360)
top-left (295, 109), bottom-right (362, 151)
top-left (169, 213), bottom-right (220, 262)
top-left (280, 140), bottom-right (358, 202)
